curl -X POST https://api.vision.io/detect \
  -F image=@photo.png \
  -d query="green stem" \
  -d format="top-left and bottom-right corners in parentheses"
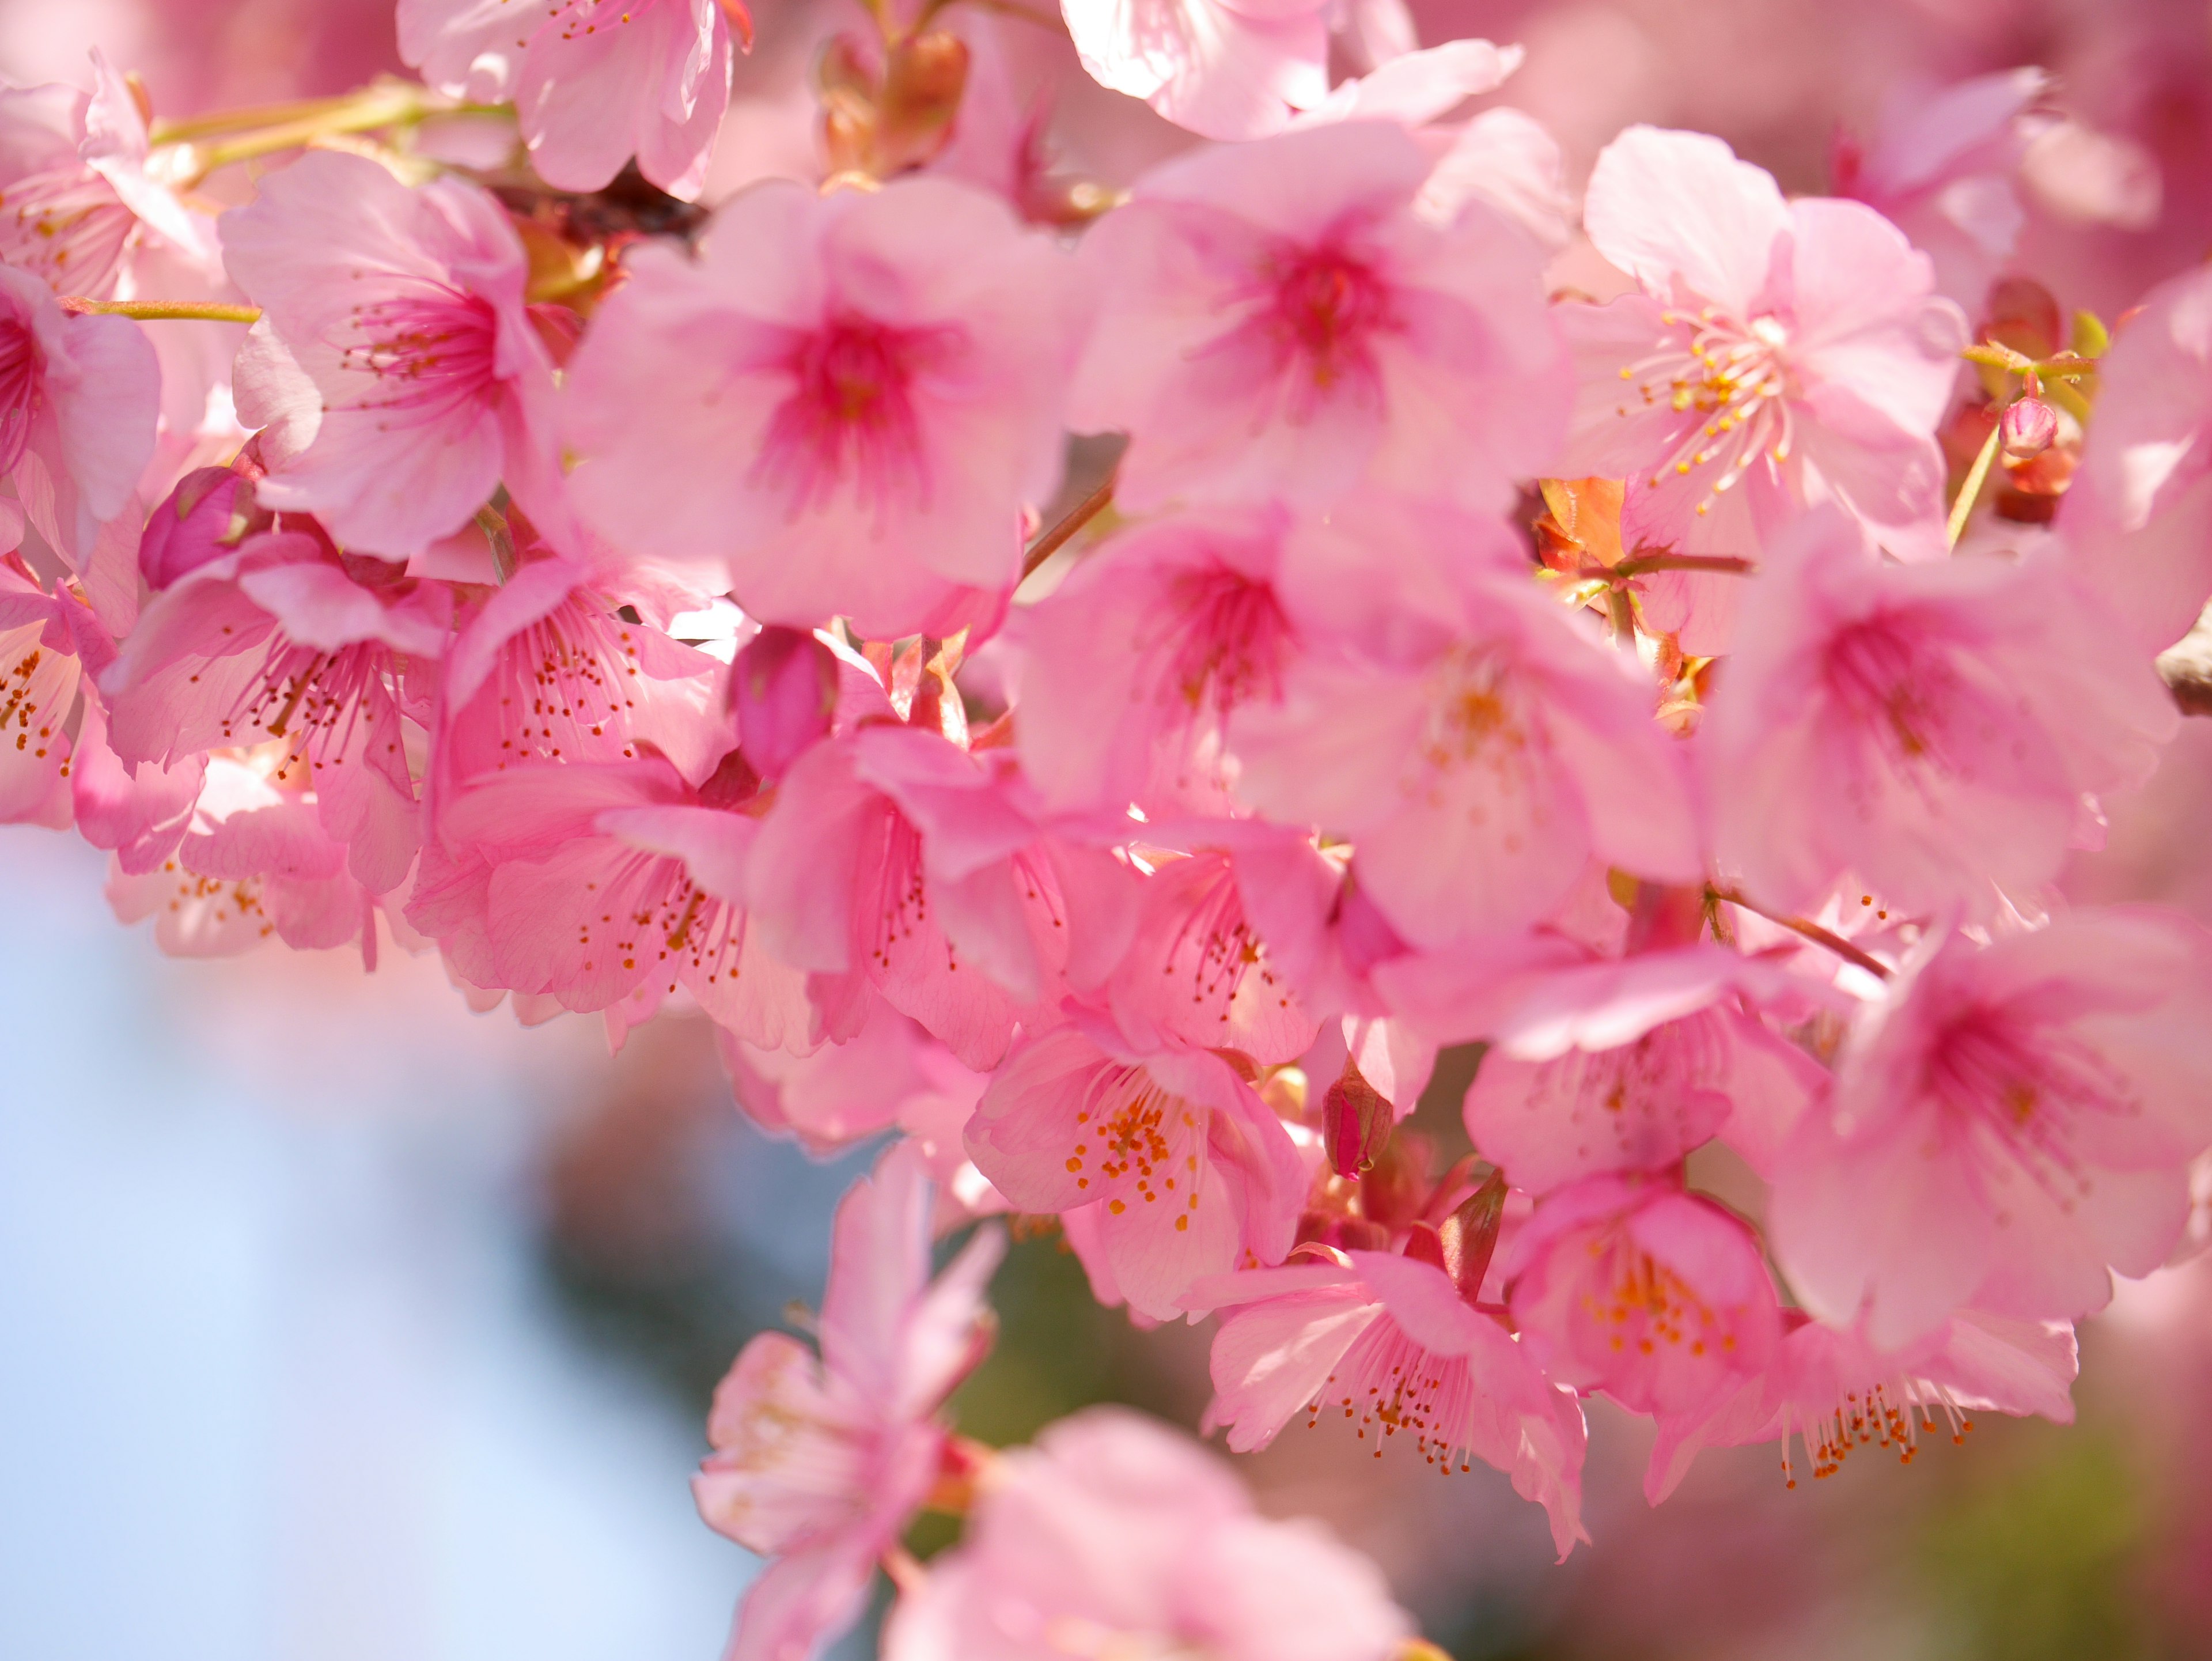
top-left (62, 298), bottom-right (261, 324)
top-left (1946, 420), bottom-right (2004, 549)
top-left (179, 84), bottom-right (437, 177)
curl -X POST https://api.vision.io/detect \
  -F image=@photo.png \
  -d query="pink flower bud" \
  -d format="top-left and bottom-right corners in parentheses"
top-left (732, 625), bottom-right (837, 780)
top-left (2001, 394), bottom-right (2057, 460)
top-left (138, 465), bottom-right (259, 591)
top-left (1321, 1053), bottom-right (1392, 1178)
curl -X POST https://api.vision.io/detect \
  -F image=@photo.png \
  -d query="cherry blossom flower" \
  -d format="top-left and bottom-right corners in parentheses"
top-left (1201, 1247), bottom-right (1589, 1557)
top-left (1071, 120), bottom-right (1567, 519)
top-left (1059, 0), bottom-right (1335, 142)
top-left (101, 525), bottom-right (450, 893)
top-left (0, 262), bottom-right (158, 561)
top-left (1226, 572), bottom-right (1700, 949)
top-left (695, 1140), bottom-right (1002, 1661)
top-left (963, 1024), bottom-right (1306, 1319)
top-left (2058, 263), bottom-right (2212, 652)
top-left (398, 0), bottom-right (745, 200)
top-left (221, 149), bottom-right (562, 562)
top-left (563, 176), bottom-right (1078, 641)
top-left (1770, 910), bottom-right (2212, 1350)
top-left (1646, 1307), bottom-right (2077, 1504)
top-left (1699, 506), bottom-right (2177, 919)
top-left (0, 552), bottom-right (101, 826)
top-left (1505, 1174), bottom-right (1781, 1418)
top-left (1558, 126), bottom-right (1967, 652)
top-left (882, 1405), bottom-right (1416, 1661)
top-left (69, 690), bottom-right (204, 875)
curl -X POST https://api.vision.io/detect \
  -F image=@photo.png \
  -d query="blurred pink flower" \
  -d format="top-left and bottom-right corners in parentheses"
top-left (1505, 1174), bottom-right (1781, 1418)
top-left (398, 0), bottom-right (742, 200)
top-left (1700, 505), bottom-right (2177, 919)
top-left (1201, 1247), bottom-right (1589, 1557)
top-left (221, 150), bottom-right (562, 562)
top-left (0, 550), bottom-right (101, 826)
top-left (883, 1405), bottom-right (1415, 1661)
top-left (1071, 120), bottom-right (1566, 518)
top-left (1559, 127), bottom-right (1966, 652)
top-left (564, 176), bottom-right (1076, 640)
top-left (1646, 1306), bottom-right (2078, 1504)
top-left (1772, 910), bottom-right (2212, 1350)
top-left (1060, 0), bottom-right (1334, 141)
top-left (963, 1023), bottom-right (1306, 1319)
top-left (696, 1140), bottom-right (1002, 1661)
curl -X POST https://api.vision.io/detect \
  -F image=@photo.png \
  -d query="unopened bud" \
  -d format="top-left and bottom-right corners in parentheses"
top-left (733, 625), bottom-right (837, 780)
top-left (1322, 1053), bottom-right (1393, 1178)
top-left (2001, 395), bottom-right (2057, 461)
top-left (1437, 1169), bottom-right (1509, 1304)
top-left (139, 464), bottom-right (259, 590)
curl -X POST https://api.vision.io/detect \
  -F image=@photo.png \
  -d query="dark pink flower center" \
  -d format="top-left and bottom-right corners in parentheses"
top-left (1266, 245), bottom-right (1396, 391)
top-left (1152, 564), bottom-right (1293, 720)
top-left (1821, 612), bottom-right (1968, 772)
top-left (342, 286), bottom-right (502, 421)
top-left (755, 313), bottom-right (957, 521)
top-left (1923, 1003), bottom-right (2138, 1207)
top-left (0, 317), bottom-right (40, 476)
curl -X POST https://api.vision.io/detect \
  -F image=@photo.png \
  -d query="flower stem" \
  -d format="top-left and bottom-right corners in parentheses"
top-left (1706, 884), bottom-right (1892, 980)
top-left (60, 298), bottom-right (262, 324)
top-left (171, 82), bottom-right (440, 179)
top-left (1946, 419), bottom-right (2003, 549)
top-left (1021, 467), bottom-right (1118, 580)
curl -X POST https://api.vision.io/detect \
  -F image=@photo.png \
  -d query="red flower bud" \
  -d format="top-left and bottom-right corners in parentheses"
top-left (2001, 395), bottom-right (2057, 461)
top-left (733, 625), bottom-right (838, 781)
top-left (1322, 1053), bottom-right (1393, 1179)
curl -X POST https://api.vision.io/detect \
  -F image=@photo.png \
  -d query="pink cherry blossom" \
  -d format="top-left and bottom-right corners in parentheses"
top-left (743, 722), bottom-right (1127, 1070)
top-left (2058, 263), bottom-right (2212, 652)
top-left (1505, 1174), bottom-right (1781, 1418)
top-left (69, 690), bottom-right (204, 874)
top-left (221, 149), bottom-right (563, 562)
top-left (1200, 1247), bottom-right (1588, 1557)
top-left (1226, 572), bottom-right (1700, 949)
top-left (101, 525), bottom-right (450, 893)
top-left (1700, 506), bottom-right (2177, 920)
top-left (1559, 126), bottom-right (1967, 652)
top-left (695, 1140), bottom-right (1001, 1661)
top-left (0, 551), bottom-right (100, 826)
top-left (1833, 68), bottom-right (2052, 309)
top-left (882, 1405), bottom-right (1415, 1661)
top-left (1770, 910), bottom-right (2212, 1350)
top-left (1070, 120), bottom-right (1567, 519)
top-left (1059, 0), bottom-right (1334, 142)
top-left (0, 262), bottom-right (158, 561)
top-left (399, 0), bottom-right (744, 200)
top-left (563, 176), bottom-right (1078, 641)
top-left (1646, 1307), bottom-right (2077, 1504)
top-left (963, 1024), bottom-right (1306, 1319)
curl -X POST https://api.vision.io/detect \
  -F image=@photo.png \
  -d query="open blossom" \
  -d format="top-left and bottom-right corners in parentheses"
top-left (0, 553), bottom-right (102, 826)
top-left (101, 526), bottom-right (450, 894)
top-left (221, 150), bottom-right (562, 562)
top-left (1505, 1174), bottom-right (1781, 1418)
top-left (884, 1406), bottom-right (1415, 1661)
top-left (964, 1024), bottom-right (1306, 1319)
top-left (696, 1140), bottom-right (1002, 1661)
top-left (1059, 0), bottom-right (1336, 142)
top-left (399, 0), bottom-right (744, 200)
top-left (1646, 1307), bottom-right (2077, 1504)
top-left (1700, 506), bottom-right (2177, 918)
top-left (1202, 1247), bottom-right (1589, 1557)
top-left (1072, 120), bottom-right (1566, 518)
top-left (0, 262), bottom-right (158, 561)
top-left (565, 177), bottom-right (1077, 641)
top-left (1771, 911), bottom-right (2212, 1350)
top-left (2058, 263), bottom-right (2212, 652)
top-left (1227, 572), bottom-right (1700, 949)
top-left (1559, 127), bottom-right (1966, 653)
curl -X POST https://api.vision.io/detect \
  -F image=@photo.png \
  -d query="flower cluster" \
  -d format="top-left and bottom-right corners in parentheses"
top-left (8, 6), bottom-right (2212, 1658)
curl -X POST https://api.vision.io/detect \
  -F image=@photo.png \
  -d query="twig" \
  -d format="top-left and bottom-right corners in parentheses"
top-left (1020, 467), bottom-right (1116, 580)
top-left (1707, 884), bottom-right (1892, 980)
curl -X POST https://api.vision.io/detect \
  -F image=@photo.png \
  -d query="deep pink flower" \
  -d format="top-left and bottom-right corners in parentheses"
top-left (963, 1024), bottom-right (1306, 1319)
top-left (2058, 263), bottom-right (2212, 652)
top-left (564, 177), bottom-right (1078, 641)
top-left (1770, 911), bottom-right (2212, 1349)
top-left (399, 0), bottom-right (743, 200)
top-left (222, 150), bottom-right (563, 562)
top-left (1201, 1248), bottom-right (1588, 1557)
top-left (882, 1406), bottom-right (1415, 1661)
top-left (1645, 1307), bottom-right (2077, 1504)
top-left (0, 262), bottom-right (158, 561)
top-left (101, 528), bottom-right (450, 894)
top-left (1505, 1174), bottom-right (1781, 1418)
top-left (1700, 506), bottom-right (2177, 919)
top-left (696, 1140), bottom-right (1001, 1661)
top-left (1559, 127), bottom-right (1966, 652)
top-left (1226, 572), bottom-right (1700, 948)
top-left (1071, 120), bottom-right (1566, 519)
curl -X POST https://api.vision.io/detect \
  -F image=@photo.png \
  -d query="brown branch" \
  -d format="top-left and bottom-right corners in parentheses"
top-left (1707, 884), bottom-right (1892, 980)
top-left (1020, 467), bottom-right (1116, 579)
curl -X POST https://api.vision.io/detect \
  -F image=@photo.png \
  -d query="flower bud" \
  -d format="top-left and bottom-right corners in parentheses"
top-left (2001, 394), bottom-right (2058, 461)
top-left (1322, 1053), bottom-right (1393, 1178)
top-left (138, 464), bottom-right (259, 591)
top-left (733, 625), bottom-right (837, 781)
